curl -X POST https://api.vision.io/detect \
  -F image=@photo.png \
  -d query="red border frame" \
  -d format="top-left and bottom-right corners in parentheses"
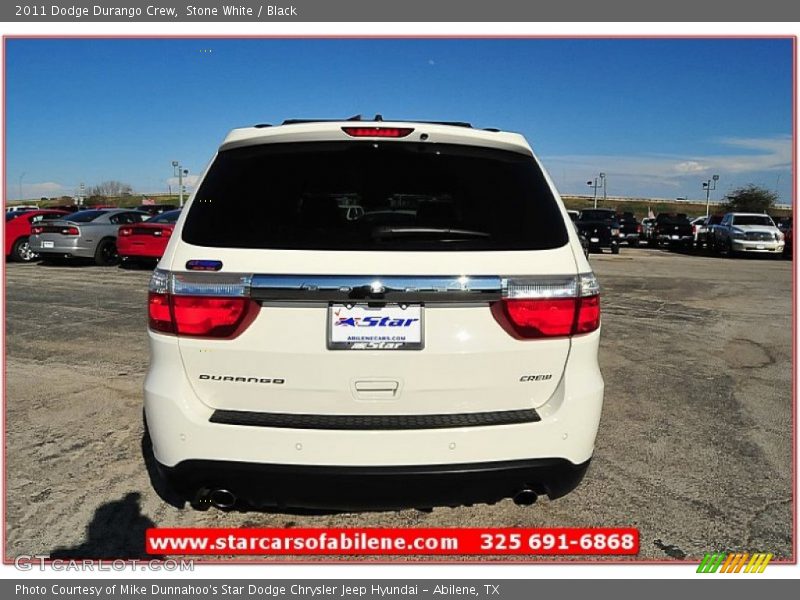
top-left (1, 34), bottom-right (797, 567)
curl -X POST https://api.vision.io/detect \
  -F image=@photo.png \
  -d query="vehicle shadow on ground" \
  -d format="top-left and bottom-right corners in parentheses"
top-left (50, 492), bottom-right (162, 559)
top-left (35, 259), bottom-right (95, 268)
top-left (140, 431), bottom-right (359, 517)
top-left (119, 259), bottom-right (157, 271)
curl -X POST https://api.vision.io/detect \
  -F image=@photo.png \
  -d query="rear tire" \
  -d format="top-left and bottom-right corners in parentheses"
top-left (611, 245), bottom-right (620, 255)
top-left (94, 238), bottom-right (119, 266)
top-left (11, 236), bottom-right (37, 262)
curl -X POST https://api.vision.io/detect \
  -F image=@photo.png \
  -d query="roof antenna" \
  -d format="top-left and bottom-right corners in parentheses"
top-left (374, 114), bottom-right (383, 122)
top-left (346, 114), bottom-right (362, 121)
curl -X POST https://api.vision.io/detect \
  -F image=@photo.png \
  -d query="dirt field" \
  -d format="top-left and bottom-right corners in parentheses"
top-left (4, 247), bottom-right (793, 562)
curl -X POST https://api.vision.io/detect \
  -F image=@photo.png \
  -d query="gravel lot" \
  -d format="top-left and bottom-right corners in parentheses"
top-left (4, 248), bottom-right (793, 562)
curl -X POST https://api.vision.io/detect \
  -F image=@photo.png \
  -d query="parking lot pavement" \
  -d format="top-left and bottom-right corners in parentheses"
top-left (4, 248), bottom-right (793, 561)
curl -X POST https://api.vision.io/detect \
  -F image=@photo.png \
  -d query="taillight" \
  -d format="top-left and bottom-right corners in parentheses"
top-left (574, 294), bottom-right (601, 333)
top-left (148, 269), bottom-right (259, 339)
top-left (503, 298), bottom-right (579, 337)
top-left (119, 227), bottom-right (132, 236)
top-left (637, 224), bottom-right (642, 233)
top-left (170, 296), bottom-right (251, 336)
top-left (61, 227), bottom-right (79, 235)
top-left (153, 227), bottom-right (172, 237)
top-left (342, 127), bottom-right (414, 138)
top-left (148, 292), bottom-right (174, 334)
top-left (31, 226), bottom-right (44, 235)
top-left (494, 274), bottom-right (600, 339)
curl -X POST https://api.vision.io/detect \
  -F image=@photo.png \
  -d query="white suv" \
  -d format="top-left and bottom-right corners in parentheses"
top-left (144, 118), bottom-right (605, 511)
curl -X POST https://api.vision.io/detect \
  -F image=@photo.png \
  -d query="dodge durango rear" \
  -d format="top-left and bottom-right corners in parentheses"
top-left (143, 118), bottom-right (605, 511)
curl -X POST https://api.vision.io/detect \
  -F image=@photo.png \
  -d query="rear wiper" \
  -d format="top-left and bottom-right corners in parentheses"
top-left (371, 227), bottom-right (491, 240)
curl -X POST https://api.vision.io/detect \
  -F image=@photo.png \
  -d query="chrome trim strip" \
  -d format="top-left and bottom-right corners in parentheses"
top-left (249, 275), bottom-right (502, 303)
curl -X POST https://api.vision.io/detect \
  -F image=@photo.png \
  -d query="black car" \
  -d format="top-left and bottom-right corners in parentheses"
top-left (696, 213), bottom-right (723, 249)
top-left (774, 217), bottom-right (792, 259)
top-left (650, 213), bottom-right (694, 250)
top-left (576, 209), bottom-right (620, 254)
top-left (572, 222), bottom-right (590, 258)
top-left (616, 211), bottom-right (641, 247)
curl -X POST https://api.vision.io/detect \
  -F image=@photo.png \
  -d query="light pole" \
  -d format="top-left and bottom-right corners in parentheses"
top-left (172, 161), bottom-right (189, 207)
top-left (702, 174), bottom-right (720, 217)
top-left (587, 173), bottom-right (606, 209)
top-left (18, 172), bottom-right (25, 202)
top-left (600, 172), bottom-right (607, 203)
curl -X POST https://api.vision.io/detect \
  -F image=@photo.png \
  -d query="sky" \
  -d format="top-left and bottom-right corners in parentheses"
top-left (4, 38), bottom-right (794, 203)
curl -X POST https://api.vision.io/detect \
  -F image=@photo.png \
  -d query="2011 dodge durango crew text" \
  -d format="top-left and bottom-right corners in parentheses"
top-left (144, 118), bottom-right (605, 510)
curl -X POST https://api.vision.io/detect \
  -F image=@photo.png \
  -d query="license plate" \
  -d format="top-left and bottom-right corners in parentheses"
top-left (756, 245), bottom-right (765, 250)
top-left (328, 304), bottom-right (424, 350)
top-left (42, 241), bottom-right (54, 248)
top-left (590, 237), bottom-right (599, 243)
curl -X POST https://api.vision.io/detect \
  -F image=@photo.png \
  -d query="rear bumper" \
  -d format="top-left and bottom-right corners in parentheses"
top-left (158, 457), bottom-right (591, 510)
top-left (118, 239), bottom-right (167, 259)
top-left (617, 233), bottom-right (639, 241)
top-left (657, 235), bottom-right (693, 244)
top-left (144, 328), bottom-right (604, 508)
top-left (30, 237), bottom-right (95, 258)
top-left (585, 238), bottom-right (618, 248)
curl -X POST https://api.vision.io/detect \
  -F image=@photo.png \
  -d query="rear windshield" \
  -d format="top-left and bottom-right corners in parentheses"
top-left (656, 214), bottom-right (689, 224)
top-left (147, 210), bottom-right (181, 224)
top-left (182, 142), bottom-right (568, 251)
top-left (66, 210), bottom-right (106, 223)
top-left (733, 215), bottom-right (775, 226)
top-left (578, 210), bottom-right (615, 221)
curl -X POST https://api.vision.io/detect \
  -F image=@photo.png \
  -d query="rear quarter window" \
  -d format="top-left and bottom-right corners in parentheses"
top-left (67, 210), bottom-right (106, 223)
top-left (182, 141), bottom-right (568, 251)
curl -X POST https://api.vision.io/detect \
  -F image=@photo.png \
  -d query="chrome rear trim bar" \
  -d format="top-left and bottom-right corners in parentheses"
top-left (249, 275), bottom-right (502, 303)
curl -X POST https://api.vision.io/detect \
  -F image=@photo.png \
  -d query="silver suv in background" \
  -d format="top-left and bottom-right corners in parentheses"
top-left (710, 212), bottom-right (785, 257)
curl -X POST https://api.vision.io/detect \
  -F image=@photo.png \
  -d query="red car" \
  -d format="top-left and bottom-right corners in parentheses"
top-left (5, 209), bottom-right (69, 262)
top-left (117, 209), bottom-right (181, 263)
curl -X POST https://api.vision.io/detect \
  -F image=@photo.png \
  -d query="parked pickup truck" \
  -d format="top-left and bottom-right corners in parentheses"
top-left (709, 212), bottom-right (785, 257)
top-left (649, 213), bottom-right (694, 250)
top-left (616, 212), bottom-right (641, 247)
top-left (695, 214), bottom-right (723, 249)
top-left (575, 208), bottom-right (620, 254)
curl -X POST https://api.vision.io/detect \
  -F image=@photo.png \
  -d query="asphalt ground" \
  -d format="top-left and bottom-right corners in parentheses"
top-left (3, 247), bottom-right (793, 562)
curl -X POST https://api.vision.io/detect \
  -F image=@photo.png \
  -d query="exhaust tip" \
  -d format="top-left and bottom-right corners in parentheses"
top-left (209, 488), bottom-right (237, 510)
top-left (513, 488), bottom-right (538, 506)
